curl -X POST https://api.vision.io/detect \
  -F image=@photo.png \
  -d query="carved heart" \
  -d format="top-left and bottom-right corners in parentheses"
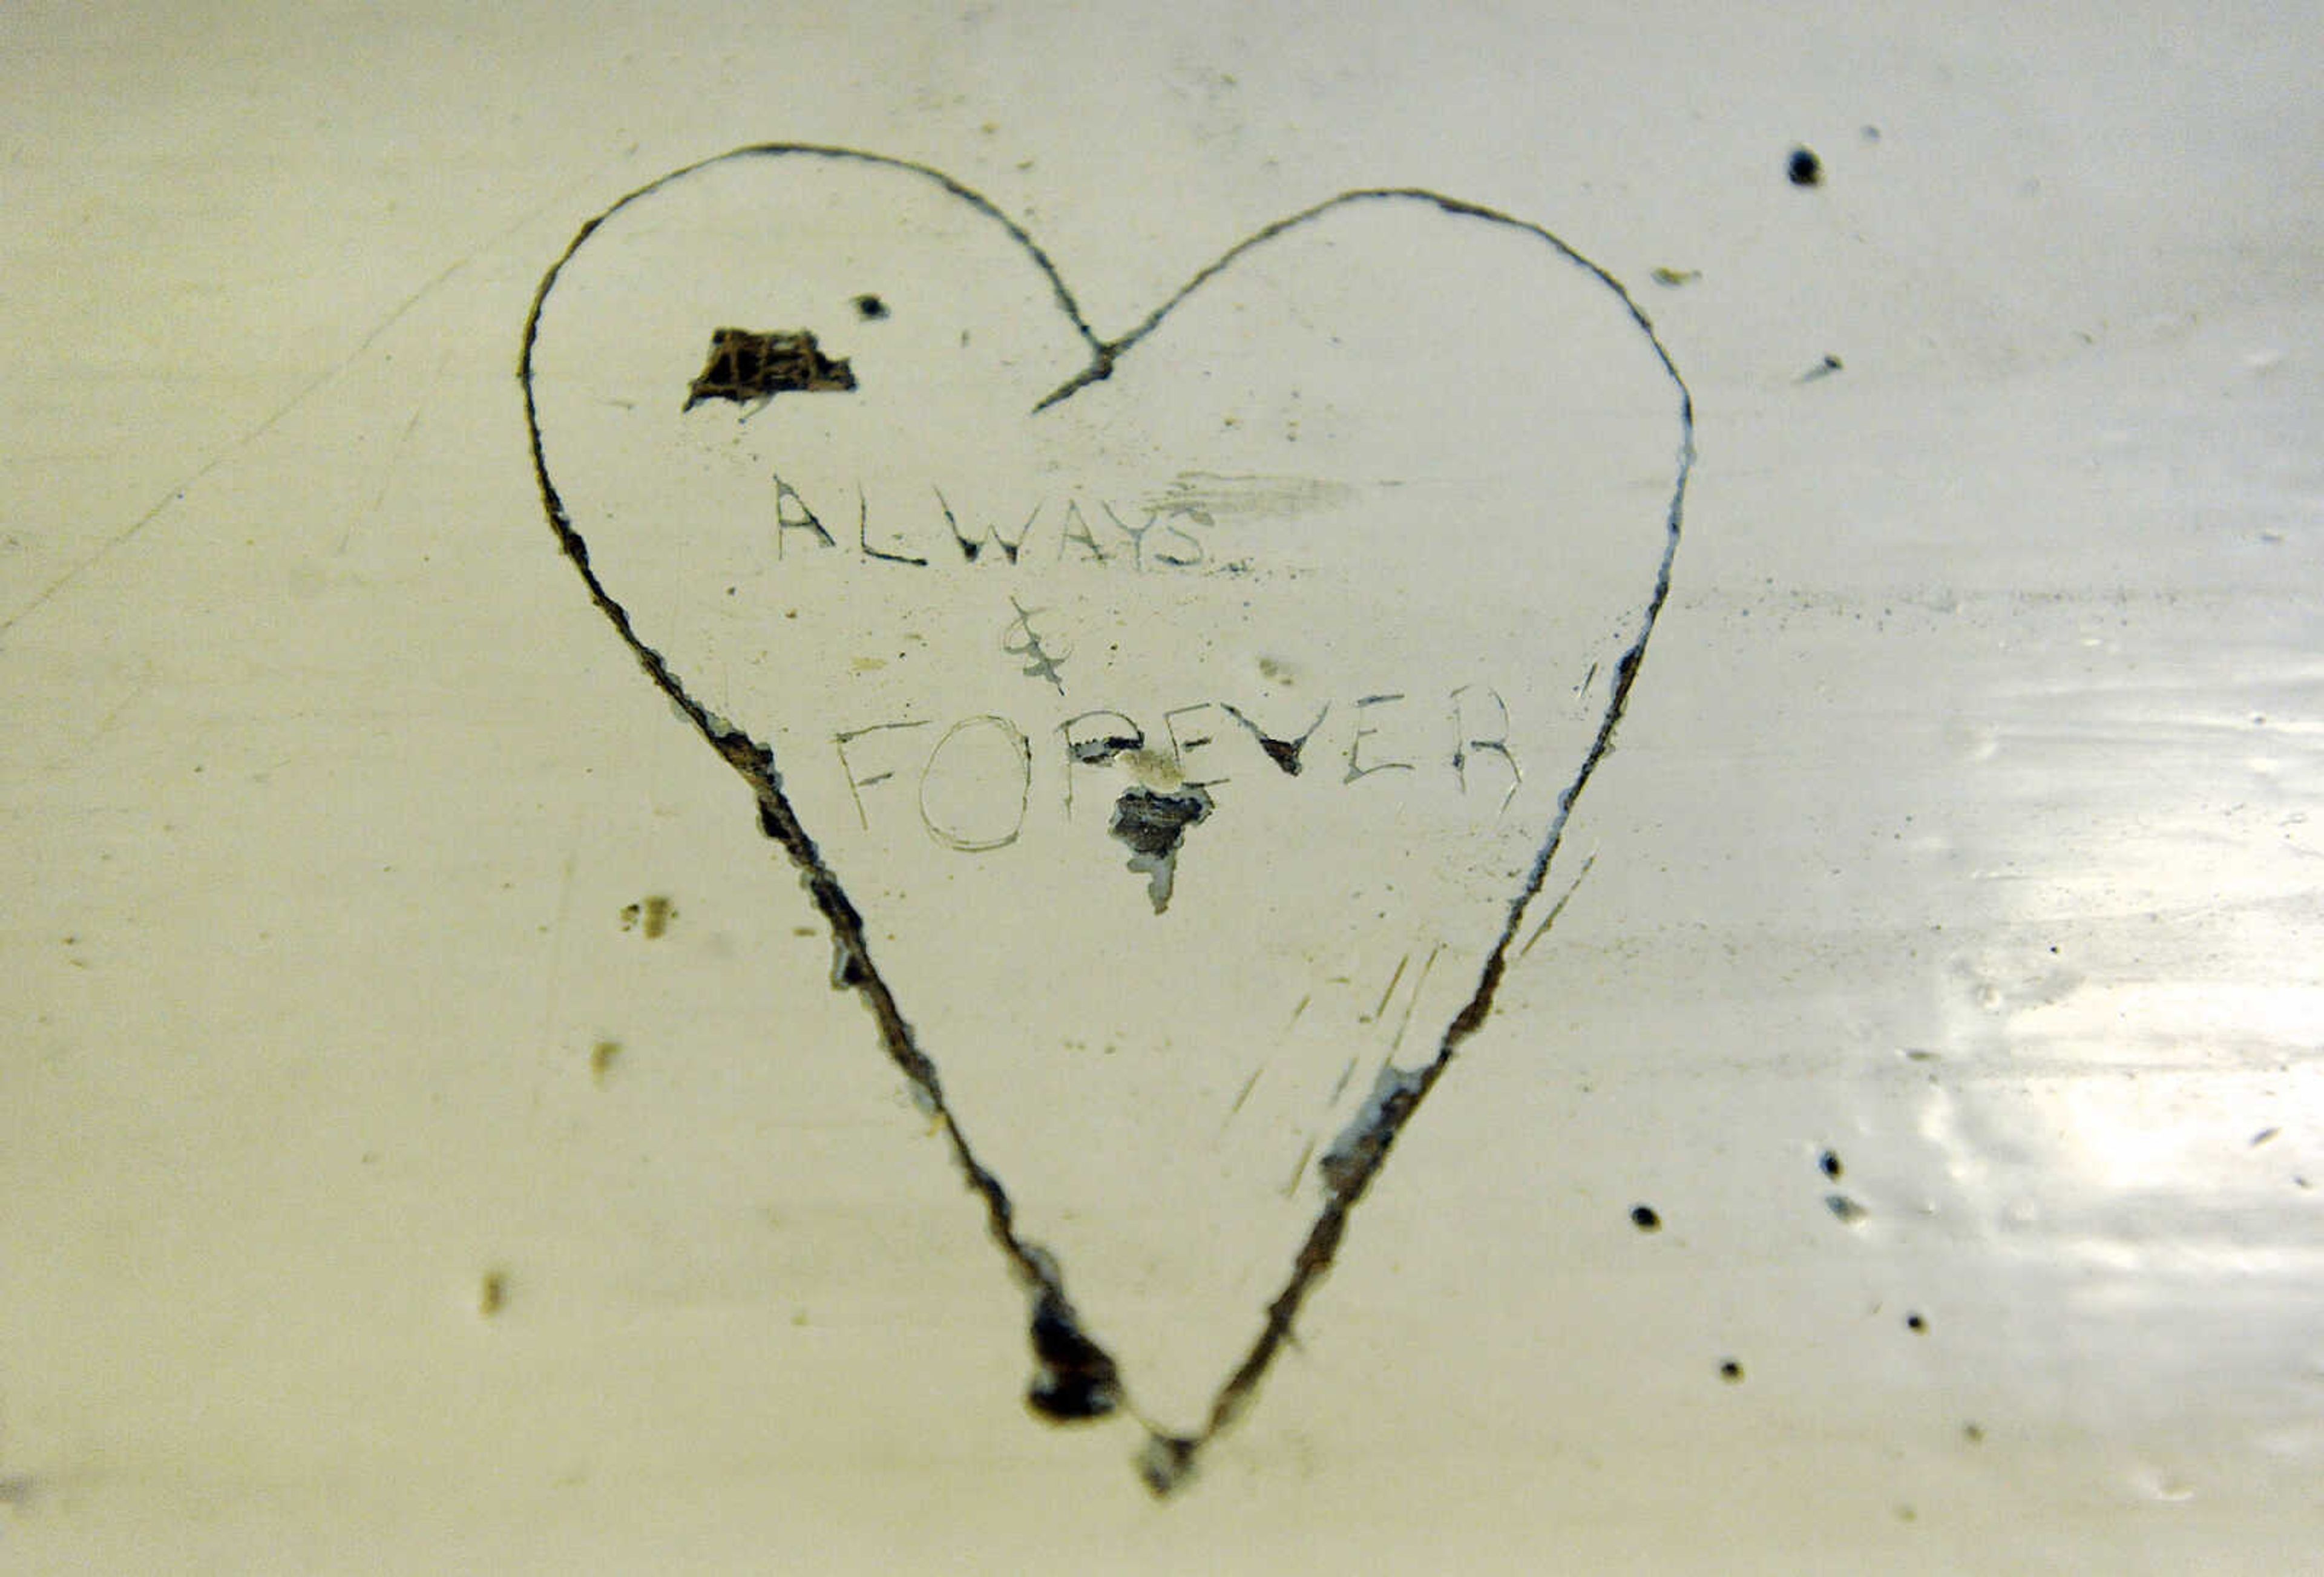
top-left (522, 145), bottom-right (1691, 1492)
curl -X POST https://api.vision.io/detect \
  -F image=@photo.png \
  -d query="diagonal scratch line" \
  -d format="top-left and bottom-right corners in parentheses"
top-left (1517, 851), bottom-right (1598, 960)
top-left (4, 150), bottom-right (637, 638)
top-left (343, 388), bottom-right (433, 556)
top-left (520, 145), bottom-right (1696, 1498)
top-left (1280, 1136), bottom-right (1318, 1199)
top-left (1, 252), bottom-right (470, 637)
top-left (1387, 942), bottom-right (1443, 1052)
top-left (1365, 951), bottom-right (1410, 1024)
top-left (1222, 1065), bottom-right (1264, 1130)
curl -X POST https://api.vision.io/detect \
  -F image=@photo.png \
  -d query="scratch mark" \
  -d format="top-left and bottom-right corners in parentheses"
top-left (88, 675), bottom-right (151, 744)
top-left (0, 249), bottom-right (464, 635)
top-left (1364, 951), bottom-right (1410, 1025)
top-left (1223, 1066), bottom-right (1263, 1129)
top-left (1517, 850), bottom-right (1598, 960)
top-left (4, 149), bottom-right (629, 638)
top-left (1222, 701), bottom-right (1330, 776)
top-left (341, 354), bottom-right (449, 556)
top-left (1281, 1136), bottom-right (1318, 1199)
top-left (1387, 942), bottom-right (1443, 1053)
top-left (522, 145), bottom-right (1695, 1497)
top-left (1001, 595), bottom-right (1069, 693)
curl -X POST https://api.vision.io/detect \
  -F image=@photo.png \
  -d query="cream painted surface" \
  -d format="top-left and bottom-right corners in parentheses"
top-left (2, 2), bottom-right (2319, 1571)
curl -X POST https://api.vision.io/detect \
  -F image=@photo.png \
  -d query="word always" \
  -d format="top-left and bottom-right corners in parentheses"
top-left (771, 470), bottom-right (1216, 572)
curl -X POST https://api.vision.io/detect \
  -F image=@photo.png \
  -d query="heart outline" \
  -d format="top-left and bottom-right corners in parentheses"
top-left (519, 143), bottom-right (1695, 1494)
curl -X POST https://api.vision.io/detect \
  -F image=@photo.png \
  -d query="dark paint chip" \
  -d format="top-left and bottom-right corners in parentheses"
top-left (684, 327), bottom-right (857, 410)
top-left (1630, 1204), bottom-right (1663, 1231)
top-left (1069, 733), bottom-right (1145, 766)
top-left (853, 293), bottom-right (889, 320)
top-left (1788, 146), bottom-right (1824, 186)
top-left (1027, 1293), bottom-right (1121, 1422)
top-left (1109, 785), bottom-right (1213, 914)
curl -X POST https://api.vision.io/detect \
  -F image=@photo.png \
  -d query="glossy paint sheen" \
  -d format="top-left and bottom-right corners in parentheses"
top-left (0, 2), bottom-right (2316, 1571)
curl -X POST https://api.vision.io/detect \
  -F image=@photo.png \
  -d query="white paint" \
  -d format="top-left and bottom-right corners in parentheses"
top-left (1, 1), bottom-right (2317, 1569)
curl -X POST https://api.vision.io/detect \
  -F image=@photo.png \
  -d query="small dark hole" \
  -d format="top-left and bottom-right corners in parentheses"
top-left (1718, 1359), bottom-right (1744, 1383)
top-left (1906, 1311), bottom-right (1927, 1333)
top-left (1630, 1205), bottom-right (1662, 1231)
top-left (1819, 1149), bottom-right (1843, 1180)
top-left (853, 293), bottom-right (889, 320)
top-left (1788, 146), bottom-right (1823, 186)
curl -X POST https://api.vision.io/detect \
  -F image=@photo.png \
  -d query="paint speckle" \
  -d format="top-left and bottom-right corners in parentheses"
top-left (1718, 1358), bottom-right (1745, 1383)
top-left (590, 1039), bottom-right (622, 1085)
top-left (1825, 1193), bottom-right (1868, 1225)
top-left (1788, 146), bottom-right (1824, 186)
top-left (619, 895), bottom-right (675, 938)
top-left (853, 293), bottom-right (889, 320)
top-left (478, 1269), bottom-right (508, 1317)
top-left (1630, 1204), bottom-right (1663, 1231)
top-left (1819, 1148), bottom-right (1845, 1181)
top-left (1905, 1311), bottom-right (1927, 1333)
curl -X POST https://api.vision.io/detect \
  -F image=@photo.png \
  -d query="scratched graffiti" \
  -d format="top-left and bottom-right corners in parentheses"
top-left (522, 144), bottom-right (1692, 1493)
